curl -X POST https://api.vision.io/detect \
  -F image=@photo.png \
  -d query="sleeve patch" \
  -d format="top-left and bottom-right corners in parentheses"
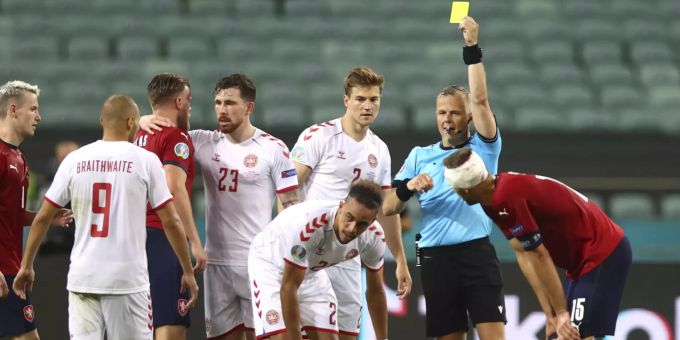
top-left (291, 245), bottom-right (307, 261)
top-left (174, 142), bottom-right (190, 159)
top-left (281, 169), bottom-right (297, 178)
top-left (292, 146), bottom-right (304, 162)
top-left (509, 224), bottom-right (524, 236)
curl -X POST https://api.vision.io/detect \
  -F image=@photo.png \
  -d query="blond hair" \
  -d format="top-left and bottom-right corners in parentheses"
top-left (0, 80), bottom-right (40, 119)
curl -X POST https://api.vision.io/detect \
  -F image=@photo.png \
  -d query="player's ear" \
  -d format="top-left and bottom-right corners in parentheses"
top-left (343, 94), bottom-right (350, 108)
top-left (174, 96), bottom-right (182, 110)
top-left (246, 101), bottom-right (255, 115)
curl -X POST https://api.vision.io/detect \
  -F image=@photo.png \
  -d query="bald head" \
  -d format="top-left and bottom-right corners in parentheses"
top-left (100, 94), bottom-right (140, 142)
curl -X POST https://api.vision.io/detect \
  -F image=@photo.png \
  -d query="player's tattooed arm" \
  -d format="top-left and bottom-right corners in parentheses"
top-left (277, 188), bottom-right (300, 212)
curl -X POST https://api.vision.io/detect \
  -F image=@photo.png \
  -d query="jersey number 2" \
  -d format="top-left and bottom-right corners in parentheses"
top-left (218, 168), bottom-right (239, 192)
top-left (91, 182), bottom-right (111, 237)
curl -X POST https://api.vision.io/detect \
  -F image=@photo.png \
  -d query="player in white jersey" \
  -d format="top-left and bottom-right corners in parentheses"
top-left (141, 74), bottom-right (300, 340)
top-left (248, 181), bottom-right (388, 340)
top-left (12, 95), bottom-right (199, 340)
top-left (291, 67), bottom-right (411, 338)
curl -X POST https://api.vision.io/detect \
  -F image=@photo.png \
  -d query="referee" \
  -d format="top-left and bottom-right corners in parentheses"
top-left (384, 16), bottom-right (506, 340)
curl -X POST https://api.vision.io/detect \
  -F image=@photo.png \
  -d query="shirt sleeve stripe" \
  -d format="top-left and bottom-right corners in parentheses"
top-left (44, 196), bottom-right (63, 209)
top-left (283, 258), bottom-right (307, 270)
top-left (276, 185), bottom-right (299, 194)
top-left (151, 197), bottom-right (174, 211)
top-left (362, 262), bottom-right (384, 272)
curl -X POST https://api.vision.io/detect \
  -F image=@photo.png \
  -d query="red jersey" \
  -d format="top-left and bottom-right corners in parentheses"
top-left (486, 172), bottom-right (624, 280)
top-left (134, 127), bottom-right (194, 229)
top-left (0, 140), bottom-right (29, 275)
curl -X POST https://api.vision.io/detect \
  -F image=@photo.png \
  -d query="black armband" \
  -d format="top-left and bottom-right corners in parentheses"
top-left (463, 44), bottom-right (483, 65)
top-left (394, 179), bottom-right (415, 202)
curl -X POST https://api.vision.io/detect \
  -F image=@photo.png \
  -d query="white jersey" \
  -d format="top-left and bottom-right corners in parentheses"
top-left (45, 140), bottom-right (173, 294)
top-left (192, 129), bottom-right (298, 266)
top-left (250, 200), bottom-right (385, 276)
top-left (292, 118), bottom-right (392, 201)
top-left (291, 118), bottom-right (392, 270)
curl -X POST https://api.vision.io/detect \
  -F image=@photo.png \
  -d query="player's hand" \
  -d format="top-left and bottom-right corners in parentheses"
top-left (407, 174), bottom-right (434, 193)
top-left (459, 16), bottom-right (479, 46)
top-left (51, 208), bottom-right (74, 228)
top-left (556, 310), bottom-right (580, 340)
top-left (12, 267), bottom-right (35, 300)
top-left (179, 273), bottom-right (199, 309)
top-left (0, 271), bottom-right (8, 299)
top-left (395, 261), bottom-right (412, 300)
top-left (191, 242), bottom-right (207, 273)
top-left (545, 313), bottom-right (557, 340)
top-left (140, 115), bottom-right (175, 135)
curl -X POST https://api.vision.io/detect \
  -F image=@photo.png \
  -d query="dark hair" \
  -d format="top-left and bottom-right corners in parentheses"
top-left (214, 74), bottom-right (256, 102)
top-left (344, 67), bottom-right (385, 97)
top-left (443, 147), bottom-right (472, 169)
top-left (347, 180), bottom-right (383, 211)
top-left (147, 73), bottom-right (190, 107)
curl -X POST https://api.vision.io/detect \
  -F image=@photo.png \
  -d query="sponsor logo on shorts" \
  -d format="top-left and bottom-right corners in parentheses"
top-left (345, 249), bottom-right (359, 260)
top-left (174, 142), bottom-right (190, 159)
top-left (510, 224), bottom-right (524, 236)
top-left (205, 319), bottom-right (212, 333)
top-left (291, 245), bottom-right (307, 261)
top-left (23, 305), bottom-right (34, 322)
top-left (266, 310), bottom-right (280, 325)
top-left (368, 154), bottom-right (378, 168)
top-left (178, 299), bottom-right (189, 316)
top-left (244, 154), bottom-right (258, 168)
top-left (281, 169), bottom-right (297, 178)
top-left (292, 146), bottom-right (304, 162)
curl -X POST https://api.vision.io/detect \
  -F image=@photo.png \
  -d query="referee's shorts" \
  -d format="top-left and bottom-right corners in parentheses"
top-left (420, 236), bottom-right (507, 337)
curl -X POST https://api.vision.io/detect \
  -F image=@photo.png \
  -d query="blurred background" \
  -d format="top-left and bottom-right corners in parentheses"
top-left (3, 0), bottom-right (680, 339)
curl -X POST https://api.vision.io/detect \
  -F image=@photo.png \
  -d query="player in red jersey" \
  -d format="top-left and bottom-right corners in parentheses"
top-left (134, 73), bottom-right (207, 340)
top-left (0, 80), bottom-right (72, 339)
top-left (443, 147), bottom-right (631, 340)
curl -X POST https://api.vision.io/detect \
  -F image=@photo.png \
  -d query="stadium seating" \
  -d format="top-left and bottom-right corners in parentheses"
top-left (609, 193), bottom-right (656, 219)
top-left (0, 0), bottom-right (676, 133)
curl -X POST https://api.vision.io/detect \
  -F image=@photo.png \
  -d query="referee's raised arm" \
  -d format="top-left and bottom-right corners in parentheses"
top-left (460, 16), bottom-right (497, 140)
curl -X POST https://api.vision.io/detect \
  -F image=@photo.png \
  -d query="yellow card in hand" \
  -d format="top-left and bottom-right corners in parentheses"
top-left (450, 1), bottom-right (469, 24)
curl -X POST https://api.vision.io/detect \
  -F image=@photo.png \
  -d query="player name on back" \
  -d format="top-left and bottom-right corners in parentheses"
top-left (76, 159), bottom-right (133, 174)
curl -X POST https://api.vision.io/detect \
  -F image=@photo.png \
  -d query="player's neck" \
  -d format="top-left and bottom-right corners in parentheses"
top-left (0, 124), bottom-right (23, 146)
top-left (102, 131), bottom-right (130, 142)
top-left (340, 115), bottom-right (368, 142)
top-left (225, 121), bottom-right (255, 144)
top-left (152, 108), bottom-right (178, 126)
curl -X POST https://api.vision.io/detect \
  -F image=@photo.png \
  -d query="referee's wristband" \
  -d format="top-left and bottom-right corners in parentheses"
top-left (463, 44), bottom-right (483, 65)
top-left (395, 179), bottom-right (415, 202)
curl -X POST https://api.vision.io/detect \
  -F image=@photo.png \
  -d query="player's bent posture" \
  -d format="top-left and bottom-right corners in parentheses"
top-left (248, 181), bottom-right (388, 340)
top-left (0, 80), bottom-right (73, 340)
top-left (135, 73), bottom-right (207, 339)
top-left (292, 67), bottom-right (411, 339)
top-left (141, 74), bottom-right (300, 340)
top-left (443, 147), bottom-right (632, 340)
top-left (383, 16), bottom-right (506, 340)
top-left (13, 94), bottom-right (199, 340)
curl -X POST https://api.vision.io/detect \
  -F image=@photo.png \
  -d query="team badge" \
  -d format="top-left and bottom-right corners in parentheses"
top-left (178, 299), bottom-right (189, 316)
top-left (266, 310), bottom-right (280, 325)
top-left (244, 154), bottom-right (258, 168)
top-left (174, 142), bottom-right (190, 160)
top-left (291, 245), bottom-right (307, 261)
top-left (23, 305), bottom-right (34, 322)
top-left (292, 146), bottom-right (304, 161)
top-left (345, 249), bottom-right (359, 260)
top-left (368, 154), bottom-right (378, 168)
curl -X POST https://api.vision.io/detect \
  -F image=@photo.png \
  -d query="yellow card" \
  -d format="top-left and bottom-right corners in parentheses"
top-left (450, 1), bottom-right (469, 24)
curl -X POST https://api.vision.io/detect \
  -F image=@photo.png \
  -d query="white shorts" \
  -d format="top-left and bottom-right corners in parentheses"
top-left (325, 265), bottom-right (362, 336)
top-left (248, 255), bottom-right (338, 339)
top-left (68, 290), bottom-right (153, 340)
top-left (204, 264), bottom-right (254, 337)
